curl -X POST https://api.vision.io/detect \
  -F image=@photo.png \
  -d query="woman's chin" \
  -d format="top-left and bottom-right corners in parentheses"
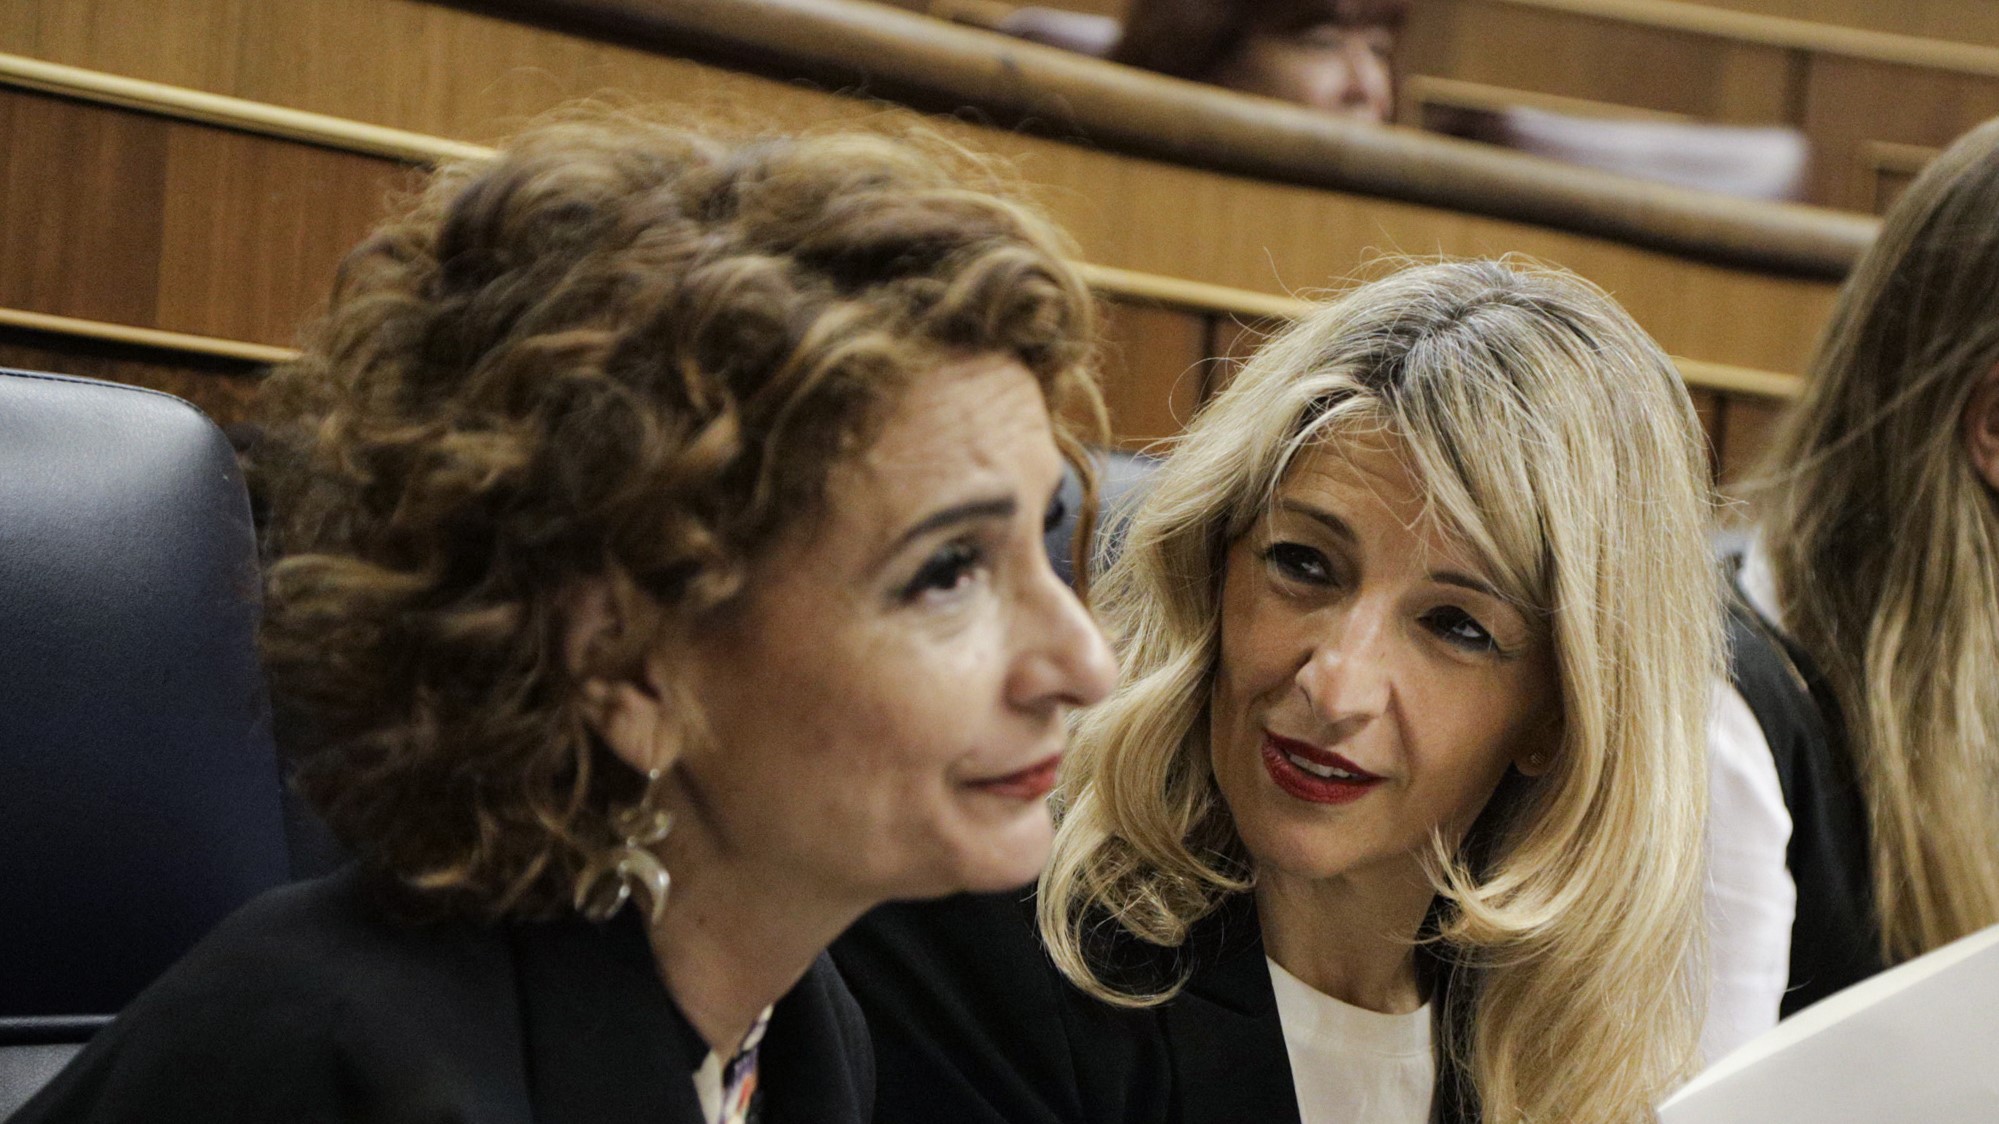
top-left (908, 812), bottom-right (1057, 901)
top-left (1234, 815), bottom-right (1370, 885)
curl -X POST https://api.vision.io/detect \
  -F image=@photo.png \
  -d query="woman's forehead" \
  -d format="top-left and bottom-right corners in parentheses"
top-left (841, 356), bottom-right (1051, 483)
top-left (1266, 430), bottom-right (1524, 590)
top-left (811, 357), bottom-right (1059, 556)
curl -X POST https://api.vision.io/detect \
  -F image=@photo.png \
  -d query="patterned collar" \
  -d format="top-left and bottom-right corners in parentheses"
top-left (693, 1005), bottom-right (773, 1124)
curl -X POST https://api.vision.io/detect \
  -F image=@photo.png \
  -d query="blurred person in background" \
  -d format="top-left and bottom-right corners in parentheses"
top-left (1110, 0), bottom-right (1405, 124)
top-left (1709, 114), bottom-right (1999, 1051)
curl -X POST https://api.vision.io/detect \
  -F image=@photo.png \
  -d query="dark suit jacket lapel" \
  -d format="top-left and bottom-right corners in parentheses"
top-left (757, 953), bottom-right (873, 1124)
top-left (1163, 898), bottom-right (1302, 1124)
top-left (510, 911), bottom-right (709, 1124)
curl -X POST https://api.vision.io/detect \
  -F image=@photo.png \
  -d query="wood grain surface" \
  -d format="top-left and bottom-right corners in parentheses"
top-left (0, 0), bottom-right (1846, 473)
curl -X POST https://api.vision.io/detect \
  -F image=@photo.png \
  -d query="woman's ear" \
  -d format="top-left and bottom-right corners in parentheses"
top-left (1965, 363), bottom-right (1999, 494)
top-left (564, 580), bottom-right (678, 776)
top-left (1513, 712), bottom-right (1563, 778)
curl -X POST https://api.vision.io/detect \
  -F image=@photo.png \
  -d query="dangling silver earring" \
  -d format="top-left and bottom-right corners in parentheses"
top-left (575, 767), bottom-right (674, 924)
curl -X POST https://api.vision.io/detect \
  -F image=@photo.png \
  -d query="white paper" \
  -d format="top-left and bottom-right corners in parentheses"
top-left (1662, 924), bottom-right (1999, 1122)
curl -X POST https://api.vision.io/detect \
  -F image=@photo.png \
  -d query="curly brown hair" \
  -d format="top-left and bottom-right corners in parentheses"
top-left (256, 111), bottom-right (1105, 921)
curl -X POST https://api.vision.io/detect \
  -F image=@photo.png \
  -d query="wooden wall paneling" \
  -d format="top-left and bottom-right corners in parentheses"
top-left (0, 0), bottom-right (1850, 386)
top-left (1687, 386), bottom-right (1723, 483)
top-left (1802, 59), bottom-right (1999, 212)
top-left (1663, 0), bottom-right (1999, 50)
top-left (0, 0), bottom-right (875, 148)
top-left (1201, 314), bottom-right (1277, 404)
top-left (1091, 299), bottom-right (1208, 449)
top-left (993, 137), bottom-right (1841, 377)
top-left (0, 326), bottom-right (265, 429)
top-left (1860, 141), bottom-right (1938, 215)
top-left (0, 0), bottom-right (259, 98)
top-left (230, 69), bottom-right (1866, 375)
top-left (873, 0), bottom-right (1999, 58)
top-left (1400, 74), bottom-right (1694, 131)
top-left (1036, 0), bottom-right (1120, 15)
top-left (925, 0), bottom-right (1013, 30)
top-left (1715, 393), bottom-right (1785, 500)
top-left (1720, 43), bottom-right (1809, 128)
top-left (1398, 0), bottom-right (1802, 125)
top-left (0, 82), bottom-right (415, 348)
top-left (0, 0), bottom-right (1875, 274)
top-left (879, 0), bottom-right (1125, 15)
top-left (1595, 255), bottom-right (1835, 377)
top-left (155, 121), bottom-right (413, 346)
top-left (0, 88), bottom-right (168, 327)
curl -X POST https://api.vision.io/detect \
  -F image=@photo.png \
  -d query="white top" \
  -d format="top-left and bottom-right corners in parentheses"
top-left (1700, 543), bottom-right (1798, 1065)
top-left (1267, 957), bottom-right (1435, 1124)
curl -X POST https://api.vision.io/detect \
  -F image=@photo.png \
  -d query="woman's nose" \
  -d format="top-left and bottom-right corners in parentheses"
top-left (1294, 604), bottom-right (1392, 732)
top-left (1327, 41), bottom-right (1393, 122)
top-left (1011, 565), bottom-right (1118, 713)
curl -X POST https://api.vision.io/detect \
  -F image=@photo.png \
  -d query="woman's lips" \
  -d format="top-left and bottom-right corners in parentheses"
top-left (967, 752), bottom-right (1064, 800)
top-left (1260, 731), bottom-right (1384, 805)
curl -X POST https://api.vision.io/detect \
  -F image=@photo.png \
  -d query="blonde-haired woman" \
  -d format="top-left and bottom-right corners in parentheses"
top-left (837, 259), bottom-right (1720, 1123)
top-left (1716, 115), bottom-right (1999, 1024)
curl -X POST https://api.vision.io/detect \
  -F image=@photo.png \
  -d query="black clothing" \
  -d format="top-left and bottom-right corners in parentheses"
top-left (13, 868), bottom-right (873, 1124)
top-left (835, 888), bottom-right (1477, 1124)
top-left (834, 889), bottom-right (1297, 1124)
top-left (1724, 594), bottom-right (1885, 1015)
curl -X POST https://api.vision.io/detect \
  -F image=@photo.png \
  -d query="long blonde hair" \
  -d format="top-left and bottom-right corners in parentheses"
top-left (1759, 117), bottom-right (1999, 963)
top-left (1041, 260), bottom-right (1719, 1121)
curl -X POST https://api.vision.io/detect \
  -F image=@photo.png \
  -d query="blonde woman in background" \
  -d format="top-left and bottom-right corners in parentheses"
top-left (1708, 115), bottom-right (1999, 1043)
top-left (838, 259), bottom-right (1720, 1123)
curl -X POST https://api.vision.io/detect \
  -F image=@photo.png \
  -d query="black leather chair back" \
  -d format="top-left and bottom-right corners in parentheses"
top-left (1045, 447), bottom-right (1159, 587)
top-left (0, 370), bottom-right (289, 1043)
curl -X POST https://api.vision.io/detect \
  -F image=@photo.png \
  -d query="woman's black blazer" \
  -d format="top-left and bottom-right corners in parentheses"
top-left (1724, 592), bottom-right (1884, 1013)
top-left (835, 888), bottom-right (1305, 1124)
top-left (14, 867), bottom-right (873, 1124)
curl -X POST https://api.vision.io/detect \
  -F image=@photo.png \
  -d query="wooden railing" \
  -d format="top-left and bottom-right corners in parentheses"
top-left (0, 0), bottom-right (1833, 477)
top-left (1396, 0), bottom-right (1999, 211)
top-left (1474, 0), bottom-right (1999, 72)
top-left (968, 0), bottom-right (1999, 51)
top-left (459, 0), bottom-right (1873, 277)
top-left (0, 307), bottom-right (296, 366)
top-left (905, 0), bottom-right (1999, 214)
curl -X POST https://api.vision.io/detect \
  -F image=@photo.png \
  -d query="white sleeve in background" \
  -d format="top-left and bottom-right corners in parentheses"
top-left (1700, 681), bottom-right (1796, 1067)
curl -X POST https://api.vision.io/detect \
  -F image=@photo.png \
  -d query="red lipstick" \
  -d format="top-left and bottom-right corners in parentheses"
top-left (968, 753), bottom-right (1064, 800)
top-left (1260, 732), bottom-right (1384, 805)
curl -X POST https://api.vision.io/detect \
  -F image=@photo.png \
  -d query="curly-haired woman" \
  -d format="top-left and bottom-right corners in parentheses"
top-left (15, 114), bottom-right (1115, 1124)
top-left (838, 259), bottom-right (1719, 1123)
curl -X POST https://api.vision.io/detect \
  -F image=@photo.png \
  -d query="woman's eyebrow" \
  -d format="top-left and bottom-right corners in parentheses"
top-left (1273, 498), bottom-right (1357, 544)
top-left (891, 495), bottom-right (1016, 552)
top-left (1431, 569), bottom-right (1504, 600)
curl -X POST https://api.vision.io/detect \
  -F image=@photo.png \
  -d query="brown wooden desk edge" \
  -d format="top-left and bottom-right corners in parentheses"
top-left (444, 0), bottom-right (1876, 278)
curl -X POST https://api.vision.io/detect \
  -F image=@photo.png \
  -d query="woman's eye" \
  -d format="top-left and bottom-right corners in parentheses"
top-left (1043, 493), bottom-right (1068, 534)
top-left (1263, 541), bottom-right (1333, 585)
top-left (1423, 606), bottom-right (1499, 652)
top-left (902, 541), bottom-right (985, 602)
top-left (1295, 22), bottom-right (1344, 46)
